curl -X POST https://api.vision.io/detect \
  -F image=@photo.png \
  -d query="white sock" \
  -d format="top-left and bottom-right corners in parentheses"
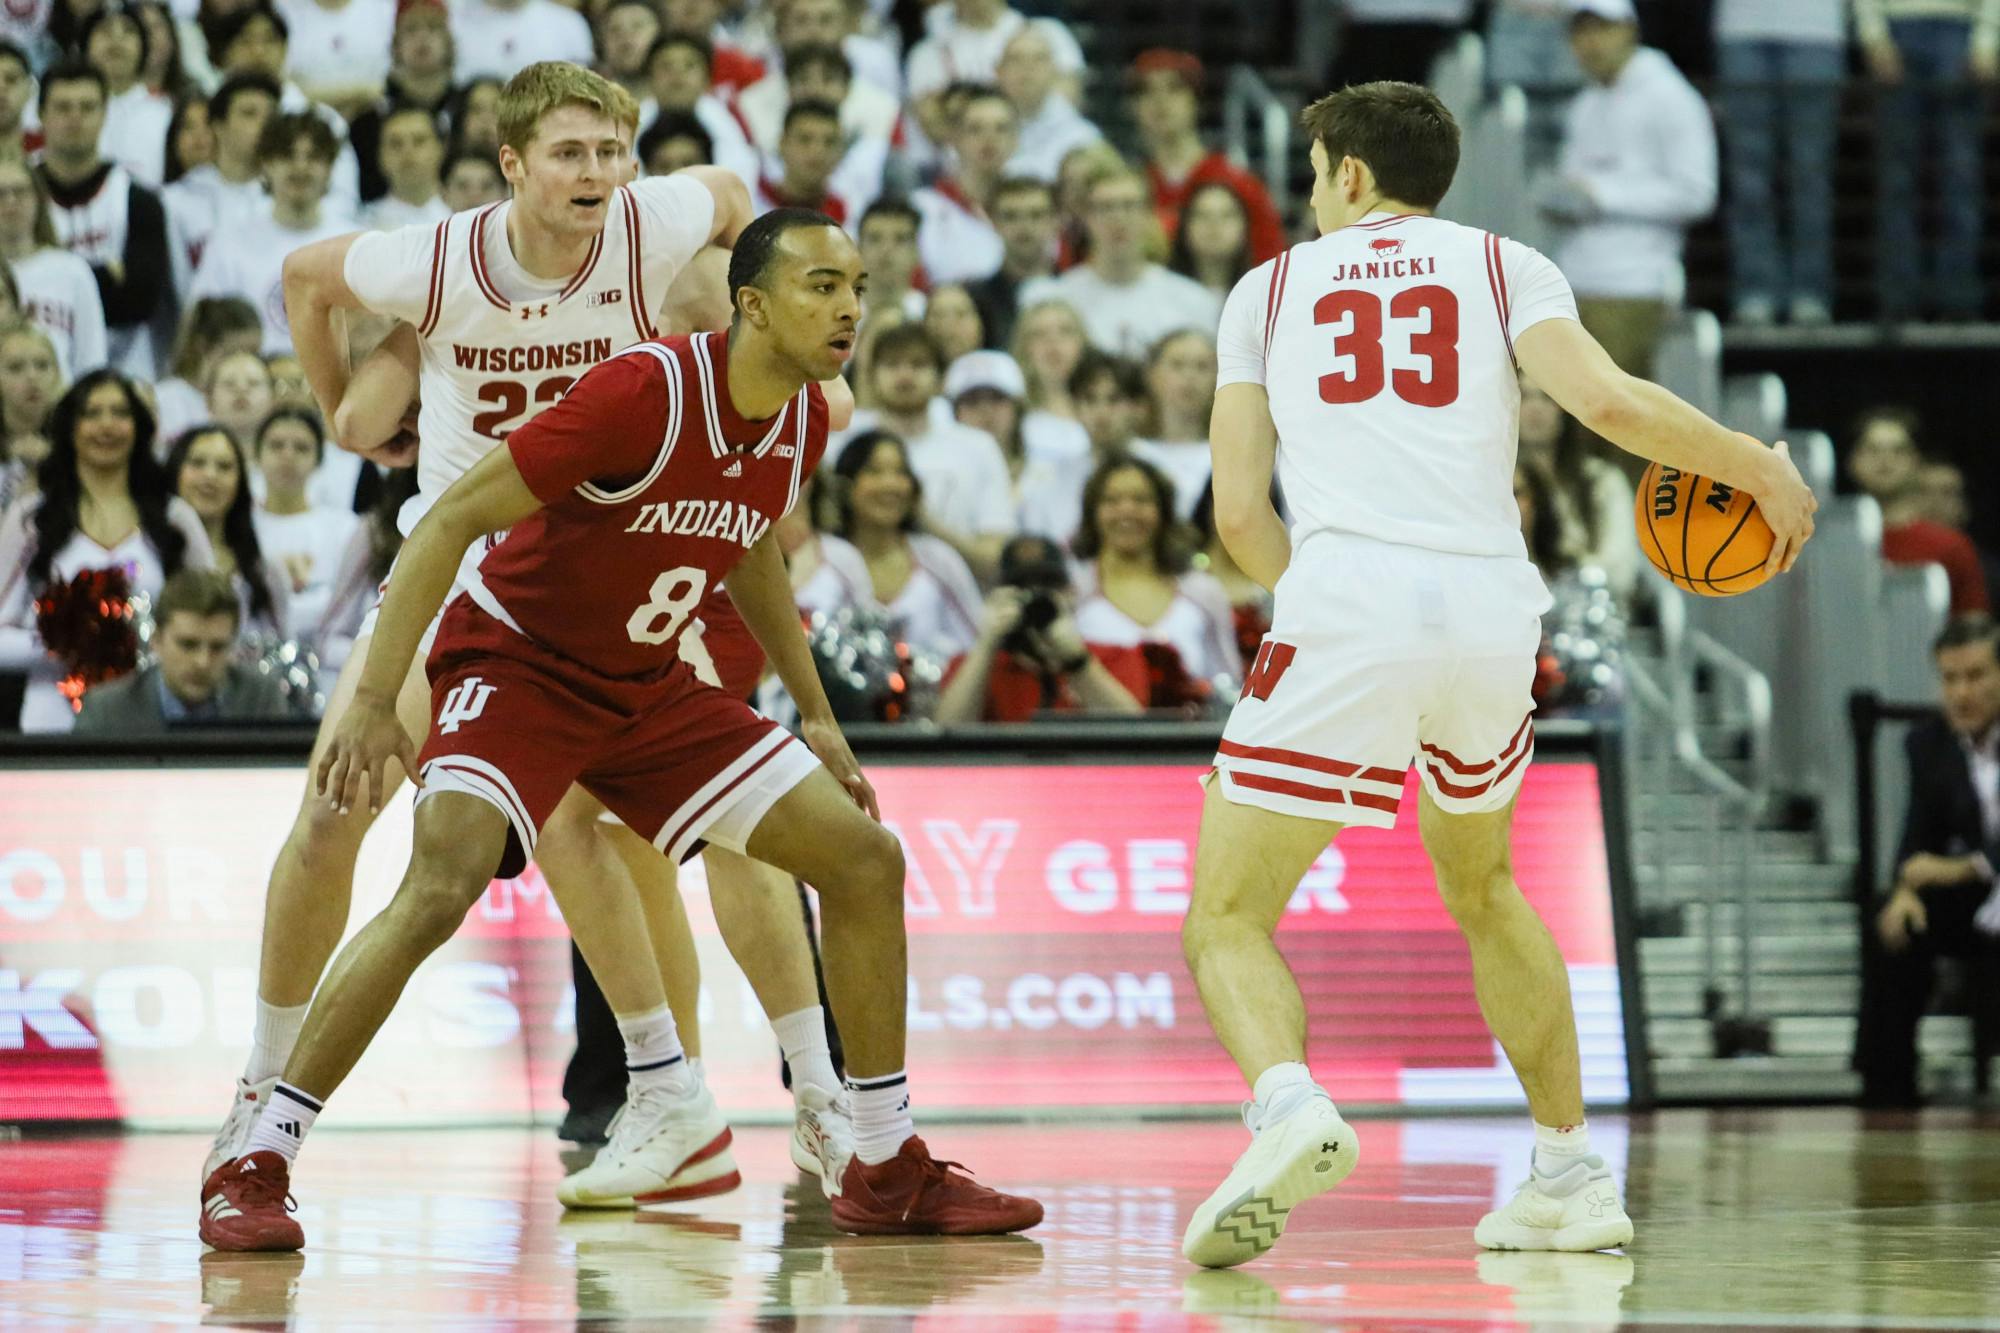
top-left (242, 998), bottom-right (309, 1085)
top-left (1534, 1120), bottom-right (1592, 1170)
top-left (617, 1003), bottom-right (691, 1096)
top-left (1252, 1061), bottom-right (1324, 1127)
top-left (243, 1082), bottom-right (320, 1163)
top-left (847, 1071), bottom-right (913, 1164)
top-left (772, 1005), bottom-right (842, 1098)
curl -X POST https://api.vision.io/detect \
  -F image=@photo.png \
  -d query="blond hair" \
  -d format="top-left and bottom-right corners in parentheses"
top-left (497, 61), bottom-right (640, 153)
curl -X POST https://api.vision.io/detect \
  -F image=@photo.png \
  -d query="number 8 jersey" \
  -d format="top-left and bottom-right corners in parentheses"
top-left (342, 174), bottom-right (718, 535)
top-left (1216, 211), bottom-right (1577, 561)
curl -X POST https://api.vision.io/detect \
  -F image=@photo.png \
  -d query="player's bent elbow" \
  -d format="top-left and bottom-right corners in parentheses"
top-left (1571, 377), bottom-right (1644, 444)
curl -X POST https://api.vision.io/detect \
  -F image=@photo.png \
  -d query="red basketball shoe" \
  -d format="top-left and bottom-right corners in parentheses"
top-left (199, 1152), bottom-right (304, 1252)
top-left (830, 1137), bottom-right (1043, 1235)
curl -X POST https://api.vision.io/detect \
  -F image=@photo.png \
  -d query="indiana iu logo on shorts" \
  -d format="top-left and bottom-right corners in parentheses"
top-left (438, 677), bottom-right (497, 734)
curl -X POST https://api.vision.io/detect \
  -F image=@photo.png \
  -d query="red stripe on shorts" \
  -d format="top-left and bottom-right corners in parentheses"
top-left (1421, 713), bottom-right (1533, 777)
top-left (1227, 769), bottom-right (1402, 814)
top-left (1216, 738), bottom-right (1403, 788)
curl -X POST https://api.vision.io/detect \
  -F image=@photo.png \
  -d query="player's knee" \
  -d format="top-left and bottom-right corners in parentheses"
top-left (389, 835), bottom-right (499, 947)
top-left (293, 793), bottom-right (373, 862)
top-left (1436, 865), bottom-right (1519, 929)
top-left (1180, 901), bottom-right (1250, 966)
top-left (839, 821), bottom-right (905, 906)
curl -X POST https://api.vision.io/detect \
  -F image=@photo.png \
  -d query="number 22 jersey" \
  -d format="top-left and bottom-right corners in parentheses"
top-left (342, 174), bottom-right (717, 535)
top-left (1216, 211), bottom-right (1578, 562)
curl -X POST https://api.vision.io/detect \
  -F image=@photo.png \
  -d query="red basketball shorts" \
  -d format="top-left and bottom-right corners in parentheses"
top-left (412, 603), bottom-right (819, 878)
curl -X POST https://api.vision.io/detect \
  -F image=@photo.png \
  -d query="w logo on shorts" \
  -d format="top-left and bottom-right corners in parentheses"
top-left (438, 677), bottom-right (497, 734)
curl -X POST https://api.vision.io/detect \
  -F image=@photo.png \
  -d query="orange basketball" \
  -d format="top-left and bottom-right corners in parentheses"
top-left (1634, 459), bottom-right (1776, 597)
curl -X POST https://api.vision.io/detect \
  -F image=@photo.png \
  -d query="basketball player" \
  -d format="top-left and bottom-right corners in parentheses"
top-left (197, 63), bottom-right (814, 1230)
top-left (1179, 83), bottom-right (1817, 1268)
top-left (201, 208), bottom-right (1044, 1249)
top-left (336, 254), bottom-right (860, 1211)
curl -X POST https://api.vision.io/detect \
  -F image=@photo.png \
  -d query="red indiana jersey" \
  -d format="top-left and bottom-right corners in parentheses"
top-left (448, 331), bottom-right (829, 680)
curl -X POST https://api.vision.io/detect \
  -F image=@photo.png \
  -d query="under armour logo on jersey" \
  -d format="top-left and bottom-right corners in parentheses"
top-left (518, 303), bottom-right (550, 321)
top-left (722, 459), bottom-right (743, 478)
top-left (587, 289), bottom-right (623, 307)
top-left (438, 677), bottom-right (497, 733)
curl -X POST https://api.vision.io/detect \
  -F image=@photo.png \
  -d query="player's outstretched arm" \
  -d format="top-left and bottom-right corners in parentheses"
top-left (1515, 318), bottom-right (1819, 573)
top-left (315, 447), bottom-right (546, 815)
top-left (281, 233), bottom-right (370, 443)
top-left (728, 529), bottom-right (880, 820)
top-left (1209, 382), bottom-right (1291, 592)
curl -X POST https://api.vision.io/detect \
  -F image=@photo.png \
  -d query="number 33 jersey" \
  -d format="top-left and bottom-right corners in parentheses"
top-left (342, 174), bottom-right (717, 534)
top-left (1217, 212), bottom-right (1577, 561)
top-left (443, 332), bottom-right (829, 681)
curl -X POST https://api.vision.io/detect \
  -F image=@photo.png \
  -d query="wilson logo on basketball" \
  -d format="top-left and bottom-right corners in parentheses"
top-left (1651, 467), bottom-right (1683, 519)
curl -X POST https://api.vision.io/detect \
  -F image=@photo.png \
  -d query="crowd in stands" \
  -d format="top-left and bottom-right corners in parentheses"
top-left (0, 0), bottom-right (1993, 733)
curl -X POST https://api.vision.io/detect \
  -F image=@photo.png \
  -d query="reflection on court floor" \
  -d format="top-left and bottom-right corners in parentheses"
top-left (4, 1108), bottom-right (1997, 1328)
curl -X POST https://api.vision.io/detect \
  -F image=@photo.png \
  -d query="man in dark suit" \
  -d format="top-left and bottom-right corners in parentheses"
top-left (74, 571), bottom-right (300, 735)
top-left (1855, 614), bottom-right (2000, 1107)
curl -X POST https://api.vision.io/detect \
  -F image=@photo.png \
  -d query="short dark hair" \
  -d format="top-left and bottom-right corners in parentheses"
top-left (1070, 453), bottom-right (1186, 572)
top-left (157, 568), bottom-right (241, 627)
top-left (256, 109), bottom-right (340, 164)
top-left (992, 176), bottom-right (1055, 209)
top-left (208, 3), bottom-right (288, 59)
top-left (1852, 404), bottom-right (1922, 448)
top-left (782, 97), bottom-right (841, 136)
top-left (870, 322), bottom-right (944, 374)
top-left (256, 403), bottom-right (327, 465)
top-left (441, 147), bottom-right (502, 183)
top-left (1299, 80), bottom-right (1459, 210)
top-left (726, 206), bottom-right (842, 314)
top-left (39, 59), bottom-right (106, 111)
top-left (646, 30), bottom-right (711, 73)
top-left (857, 197), bottom-right (919, 236)
top-left (1935, 613), bottom-right (2000, 663)
top-left (80, 5), bottom-right (150, 74)
top-left (380, 103), bottom-right (442, 140)
top-left (784, 41), bottom-right (850, 83)
top-left (1068, 349), bottom-right (1146, 403)
top-left (209, 71), bottom-right (282, 124)
top-left (638, 110), bottom-right (712, 167)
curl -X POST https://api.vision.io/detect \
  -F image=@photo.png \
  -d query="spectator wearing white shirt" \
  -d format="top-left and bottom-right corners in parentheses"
top-left (206, 5), bottom-right (363, 218)
top-left (1068, 348), bottom-right (1148, 465)
top-left (745, 0), bottom-right (902, 101)
top-left (191, 111), bottom-right (352, 355)
top-left (451, 0), bottom-right (593, 82)
top-left (155, 296), bottom-right (262, 445)
top-left (636, 32), bottom-right (762, 189)
top-left (440, 147), bottom-right (506, 211)
top-left (819, 427), bottom-right (987, 664)
top-left (358, 103), bottom-right (446, 228)
top-left (276, 0), bottom-right (396, 119)
top-left (83, 6), bottom-right (176, 189)
top-left (946, 348), bottom-right (1091, 546)
top-left (1130, 328), bottom-right (1217, 520)
top-left (1714, 0), bottom-right (1848, 326)
top-left (252, 404), bottom-right (358, 633)
top-left (0, 159), bottom-right (110, 381)
top-left (905, 0), bottom-right (1083, 155)
top-left (203, 347), bottom-right (274, 451)
top-left (910, 85), bottom-right (1013, 285)
top-left (842, 323), bottom-right (1014, 580)
top-left (1535, 0), bottom-right (1716, 379)
top-left (997, 24), bottom-right (1100, 183)
top-left (735, 43), bottom-right (893, 215)
top-left (661, 0), bottom-right (769, 94)
top-left (1020, 165), bottom-right (1223, 359)
top-left (165, 74), bottom-right (279, 305)
top-left (1859, 0), bottom-right (1997, 320)
top-left (169, 422), bottom-right (290, 635)
top-left (737, 2), bottom-right (901, 143)
top-left (36, 63), bottom-right (174, 381)
top-left (1008, 294), bottom-right (1087, 421)
top-left (962, 175), bottom-right (1057, 349)
top-left (347, 0), bottom-right (454, 204)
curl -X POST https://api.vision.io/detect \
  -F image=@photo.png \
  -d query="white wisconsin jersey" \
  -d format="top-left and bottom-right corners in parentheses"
top-left (343, 174), bottom-right (716, 533)
top-left (1216, 211), bottom-right (1578, 560)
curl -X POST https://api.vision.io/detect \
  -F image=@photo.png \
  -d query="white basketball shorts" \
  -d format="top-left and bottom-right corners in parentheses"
top-left (1213, 531), bottom-right (1553, 830)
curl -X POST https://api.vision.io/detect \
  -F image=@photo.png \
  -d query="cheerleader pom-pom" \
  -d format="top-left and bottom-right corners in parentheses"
top-left (34, 567), bottom-right (139, 709)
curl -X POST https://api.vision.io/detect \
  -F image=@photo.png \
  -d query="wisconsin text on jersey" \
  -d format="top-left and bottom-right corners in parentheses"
top-left (452, 338), bottom-right (617, 374)
top-left (621, 498), bottom-right (773, 549)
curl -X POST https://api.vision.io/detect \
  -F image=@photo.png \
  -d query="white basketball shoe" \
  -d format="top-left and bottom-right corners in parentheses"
top-left (1182, 1094), bottom-right (1359, 1268)
top-left (556, 1076), bottom-right (740, 1209)
top-left (202, 1076), bottom-right (279, 1185)
top-left (789, 1084), bottom-right (856, 1197)
top-left (1475, 1152), bottom-right (1634, 1252)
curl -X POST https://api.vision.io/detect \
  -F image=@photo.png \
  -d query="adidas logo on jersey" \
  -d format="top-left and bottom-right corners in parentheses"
top-left (587, 289), bottom-right (623, 307)
top-left (723, 460), bottom-right (743, 477)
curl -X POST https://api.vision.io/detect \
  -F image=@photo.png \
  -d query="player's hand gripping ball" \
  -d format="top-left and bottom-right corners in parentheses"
top-left (1634, 457), bottom-right (1777, 597)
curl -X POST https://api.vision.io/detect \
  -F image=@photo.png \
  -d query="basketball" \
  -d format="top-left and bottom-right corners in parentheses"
top-left (1634, 457), bottom-right (1777, 597)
